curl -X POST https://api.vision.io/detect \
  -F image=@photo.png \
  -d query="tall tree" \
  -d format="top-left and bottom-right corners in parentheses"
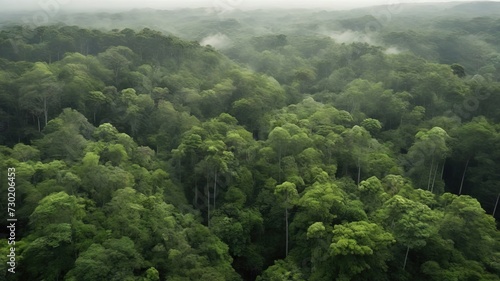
top-left (406, 127), bottom-right (450, 192)
top-left (274, 181), bottom-right (299, 257)
top-left (18, 62), bottom-right (62, 131)
top-left (97, 46), bottom-right (134, 86)
top-left (450, 117), bottom-right (497, 196)
top-left (376, 195), bottom-right (438, 270)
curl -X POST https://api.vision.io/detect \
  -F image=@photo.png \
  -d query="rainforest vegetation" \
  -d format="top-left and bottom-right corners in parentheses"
top-left (0, 2), bottom-right (499, 280)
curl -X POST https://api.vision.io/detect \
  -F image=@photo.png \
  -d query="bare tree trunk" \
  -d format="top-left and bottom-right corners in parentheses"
top-left (278, 147), bottom-right (282, 183)
top-left (213, 170), bottom-right (217, 212)
top-left (493, 193), bottom-right (500, 217)
top-left (285, 191), bottom-right (289, 257)
top-left (403, 246), bottom-right (410, 270)
top-left (357, 156), bottom-right (361, 186)
top-left (206, 170), bottom-right (210, 228)
top-left (431, 161), bottom-right (439, 192)
top-left (427, 157), bottom-right (434, 190)
top-left (44, 97), bottom-right (48, 126)
top-left (459, 158), bottom-right (469, 195)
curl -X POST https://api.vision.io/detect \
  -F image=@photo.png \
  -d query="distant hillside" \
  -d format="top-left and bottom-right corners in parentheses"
top-left (450, 1), bottom-right (500, 15)
top-left (1, 2), bottom-right (500, 37)
top-left (0, 1), bottom-right (498, 73)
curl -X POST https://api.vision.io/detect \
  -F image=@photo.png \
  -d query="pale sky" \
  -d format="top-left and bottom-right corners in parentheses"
top-left (0, 0), bottom-right (497, 12)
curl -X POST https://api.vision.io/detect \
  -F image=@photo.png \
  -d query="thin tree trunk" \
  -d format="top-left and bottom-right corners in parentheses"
top-left (278, 147), bottom-right (282, 183)
top-left (431, 161), bottom-right (439, 193)
top-left (207, 170), bottom-right (210, 228)
top-left (459, 158), bottom-right (469, 195)
top-left (207, 185), bottom-right (210, 228)
top-left (403, 246), bottom-right (410, 270)
top-left (37, 116), bottom-right (41, 132)
top-left (440, 159), bottom-right (446, 179)
top-left (285, 191), bottom-right (289, 257)
top-left (493, 193), bottom-right (500, 217)
top-left (194, 184), bottom-right (198, 208)
top-left (427, 157), bottom-right (434, 190)
top-left (357, 156), bottom-right (361, 186)
top-left (44, 97), bottom-right (48, 126)
top-left (213, 170), bottom-right (217, 212)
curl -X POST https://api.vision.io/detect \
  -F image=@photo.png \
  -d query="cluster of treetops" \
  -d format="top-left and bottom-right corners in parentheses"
top-left (0, 24), bottom-right (499, 280)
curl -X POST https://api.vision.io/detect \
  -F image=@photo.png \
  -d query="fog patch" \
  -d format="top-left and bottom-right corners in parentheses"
top-left (200, 33), bottom-right (233, 50)
top-left (384, 46), bottom-right (402, 54)
top-left (329, 30), bottom-right (374, 44)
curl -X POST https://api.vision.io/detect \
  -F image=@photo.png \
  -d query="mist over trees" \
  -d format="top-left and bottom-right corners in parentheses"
top-left (0, 2), bottom-right (499, 280)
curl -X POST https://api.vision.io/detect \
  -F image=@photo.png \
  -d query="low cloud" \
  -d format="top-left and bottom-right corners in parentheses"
top-left (329, 31), bottom-right (374, 44)
top-left (384, 46), bottom-right (402, 55)
top-left (200, 33), bottom-right (233, 50)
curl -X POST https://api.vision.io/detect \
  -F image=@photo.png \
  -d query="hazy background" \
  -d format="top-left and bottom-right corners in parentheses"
top-left (1, 0), bottom-right (498, 12)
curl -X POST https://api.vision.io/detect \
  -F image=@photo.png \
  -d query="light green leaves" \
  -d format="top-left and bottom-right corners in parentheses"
top-left (377, 195), bottom-right (438, 249)
top-left (275, 181), bottom-right (299, 207)
top-left (330, 221), bottom-right (394, 256)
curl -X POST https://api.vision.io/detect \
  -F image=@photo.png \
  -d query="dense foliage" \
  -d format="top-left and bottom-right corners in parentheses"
top-left (0, 3), bottom-right (499, 280)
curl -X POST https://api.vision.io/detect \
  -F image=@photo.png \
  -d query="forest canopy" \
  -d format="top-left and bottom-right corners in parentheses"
top-left (0, 2), bottom-right (499, 281)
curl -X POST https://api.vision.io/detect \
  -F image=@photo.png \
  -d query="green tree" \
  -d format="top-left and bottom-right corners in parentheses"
top-left (257, 259), bottom-right (304, 281)
top-left (328, 221), bottom-right (395, 280)
top-left (376, 195), bottom-right (439, 270)
top-left (275, 181), bottom-right (299, 256)
top-left (439, 194), bottom-right (499, 262)
top-left (85, 90), bottom-right (109, 124)
top-left (65, 237), bottom-right (145, 281)
top-left (340, 125), bottom-right (372, 185)
top-left (406, 127), bottom-right (450, 192)
top-left (18, 62), bottom-right (62, 131)
top-left (450, 117), bottom-right (497, 197)
top-left (361, 118), bottom-right (382, 135)
top-left (76, 152), bottom-right (133, 206)
top-left (19, 192), bottom-right (90, 281)
top-left (34, 109), bottom-right (94, 161)
top-left (98, 46), bottom-right (134, 86)
top-left (268, 127), bottom-right (292, 183)
top-left (358, 176), bottom-right (389, 215)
